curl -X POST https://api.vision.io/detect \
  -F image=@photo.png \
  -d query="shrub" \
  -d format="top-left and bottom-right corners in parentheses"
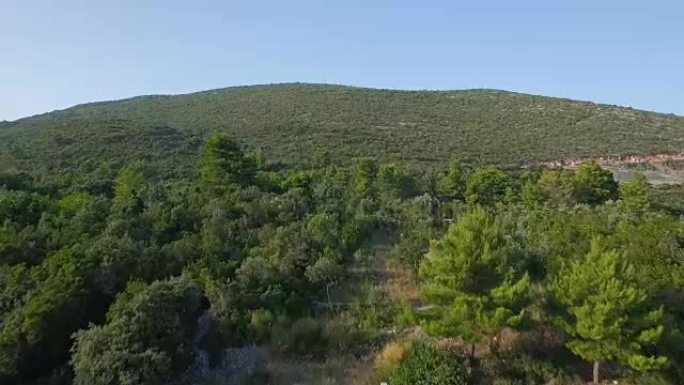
top-left (479, 353), bottom-right (582, 385)
top-left (71, 277), bottom-right (203, 385)
top-left (249, 308), bottom-right (274, 341)
top-left (622, 372), bottom-right (676, 385)
top-left (386, 342), bottom-right (472, 385)
top-left (322, 314), bottom-right (363, 354)
top-left (394, 301), bottom-right (418, 329)
top-left (372, 341), bottom-right (412, 381)
top-left (271, 317), bottom-right (324, 355)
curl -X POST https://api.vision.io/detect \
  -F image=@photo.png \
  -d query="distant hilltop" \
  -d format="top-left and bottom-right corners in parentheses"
top-left (0, 83), bottom-right (682, 184)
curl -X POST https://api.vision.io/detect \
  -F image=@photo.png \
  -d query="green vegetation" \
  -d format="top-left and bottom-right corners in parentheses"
top-left (1, 83), bottom-right (683, 189)
top-left (419, 207), bottom-right (530, 352)
top-left (386, 342), bottom-right (472, 385)
top-left (551, 239), bottom-right (668, 383)
top-left (71, 278), bottom-right (203, 385)
top-left (0, 85), bottom-right (683, 384)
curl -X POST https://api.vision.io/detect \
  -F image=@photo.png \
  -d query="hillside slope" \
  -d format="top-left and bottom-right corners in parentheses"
top-left (1, 83), bottom-right (683, 182)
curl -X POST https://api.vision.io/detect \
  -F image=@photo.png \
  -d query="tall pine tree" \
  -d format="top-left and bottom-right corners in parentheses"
top-left (551, 238), bottom-right (667, 384)
top-left (419, 206), bottom-right (530, 354)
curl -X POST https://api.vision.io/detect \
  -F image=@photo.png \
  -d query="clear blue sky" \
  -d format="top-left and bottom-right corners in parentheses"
top-left (2, 0), bottom-right (683, 120)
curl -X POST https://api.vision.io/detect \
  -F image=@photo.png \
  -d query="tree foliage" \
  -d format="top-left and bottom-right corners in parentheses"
top-left (0, 128), bottom-right (681, 385)
top-left (551, 238), bottom-right (668, 382)
top-left (465, 167), bottom-right (510, 206)
top-left (2, 84), bottom-right (682, 187)
top-left (573, 160), bottom-right (619, 205)
top-left (71, 278), bottom-right (203, 385)
top-left (419, 206), bottom-right (531, 344)
top-left (200, 134), bottom-right (255, 193)
top-left (386, 342), bottom-right (472, 385)
top-left (620, 172), bottom-right (652, 215)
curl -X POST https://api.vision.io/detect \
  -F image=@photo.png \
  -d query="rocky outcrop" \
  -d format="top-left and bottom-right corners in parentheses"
top-left (536, 153), bottom-right (684, 168)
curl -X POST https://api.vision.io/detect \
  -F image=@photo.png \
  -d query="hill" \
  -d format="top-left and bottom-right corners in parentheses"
top-left (1, 83), bottom-right (683, 183)
top-left (2, 84), bottom-right (684, 385)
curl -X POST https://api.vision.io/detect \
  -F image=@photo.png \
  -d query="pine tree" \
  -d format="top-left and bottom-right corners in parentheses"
top-left (112, 161), bottom-right (146, 214)
top-left (200, 134), bottom-right (255, 194)
top-left (437, 158), bottom-right (467, 201)
top-left (551, 238), bottom-right (667, 384)
top-left (465, 167), bottom-right (510, 206)
top-left (353, 158), bottom-right (378, 199)
top-left (535, 169), bottom-right (575, 208)
top-left (620, 172), bottom-right (651, 215)
top-left (419, 206), bottom-right (530, 353)
top-left (573, 160), bottom-right (618, 205)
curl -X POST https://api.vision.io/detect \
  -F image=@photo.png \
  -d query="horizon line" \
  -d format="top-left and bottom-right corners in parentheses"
top-left (5, 81), bottom-right (682, 122)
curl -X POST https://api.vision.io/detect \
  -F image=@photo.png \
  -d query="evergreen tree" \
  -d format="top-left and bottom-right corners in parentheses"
top-left (200, 134), bottom-right (255, 194)
top-left (112, 162), bottom-right (146, 212)
top-left (378, 163), bottom-right (418, 200)
top-left (550, 238), bottom-right (667, 384)
top-left (620, 172), bottom-right (651, 215)
top-left (419, 206), bottom-right (530, 353)
top-left (437, 159), bottom-right (467, 201)
top-left (353, 158), bottom-right (378, 199)
top-left (465, 167), bottom-right (510, 206)
top-left (573, 160), bottom-right (618, 205)
top-left (535, 169), bottom-right (575, 208)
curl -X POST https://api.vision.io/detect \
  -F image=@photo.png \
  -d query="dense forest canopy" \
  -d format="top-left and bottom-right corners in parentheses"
top-left (0, 85), bottom-right (683, 385)
top-left (0, 129), bottom-right (682, 384)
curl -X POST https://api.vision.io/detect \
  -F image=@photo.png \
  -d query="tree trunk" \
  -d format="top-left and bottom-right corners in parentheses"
top-left (593, 361), bottom-right (600, 384)
top-left (490, 330), bottom-right (501, 355)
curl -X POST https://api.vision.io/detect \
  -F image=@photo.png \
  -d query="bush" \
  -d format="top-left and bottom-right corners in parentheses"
top-left (372, 341), bottom-right (412, 382)
top-left (322, 314), bottom-right (364, 354)
top-left (622, 372), bottom-right (677, 385)
top-left (70, 278), bottom-right (203, 385)
top-left (249, 308), bottom-right (274, 341)
top-left (350, 283), bottom-right (395, 341)
top-left (479, 353), bottom-right (582, 385)
top-left (271, 317), bottom-right (325, 355)
top-left (386, 342), bottom-right (472, 385)
top-left (394, 301), bottom-right (418, 329)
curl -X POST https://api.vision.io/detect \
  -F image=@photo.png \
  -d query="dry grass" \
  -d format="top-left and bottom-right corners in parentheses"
top-left (386, 259), bottom-right (420, 306)
top-left (373, 341), bottom-right (411, 372)
top-left (363, 340), bottom-right (413, 385)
